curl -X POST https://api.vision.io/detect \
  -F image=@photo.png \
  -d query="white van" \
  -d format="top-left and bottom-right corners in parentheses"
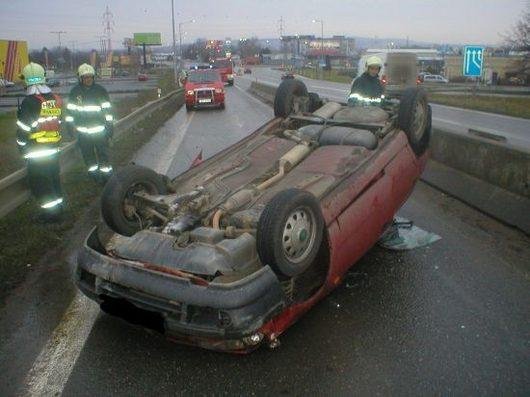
top-left (355, 52), bottom-right (418, 88)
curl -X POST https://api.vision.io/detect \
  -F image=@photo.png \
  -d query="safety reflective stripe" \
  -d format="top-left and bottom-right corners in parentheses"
top-left (37, 116), bottom-right (59, 123)
top-left (31, 121), bottom-right (39, 128)
top-left (348, 93), bottom-right (383, 103)
top-left (76, 125), bottom-right (105, 134)
top-left (65, 116), bottom-right (74, 122)
top-left (88, 165), bottom-right (99, 172)
top-left (66, 104), bottom-right (102, 112)
top-left (99, 165), bottom-right (113, 173)
top-left (23, 148), bottom-right (59, 159)
top-left (16, 120), bottom-right (32, 132)
top-left (105, 114), bottom-right (113, 121)
top-left (41, 197), bottom-right (63, 209)
top-left (16, 139), bottom-right (27, 146)
top-left (101, 101), bottom-right (111, 109)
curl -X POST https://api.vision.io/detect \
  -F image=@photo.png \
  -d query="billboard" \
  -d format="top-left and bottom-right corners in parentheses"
top-left (133, 33), bottom-right (161, 46)
top-left (0, 40), bottom-right (29, 81)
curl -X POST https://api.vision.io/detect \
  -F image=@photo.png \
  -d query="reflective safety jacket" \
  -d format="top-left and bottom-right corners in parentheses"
top-left (16, 93), bottom-right (63, 158)
top-left (65, 83), bottom-right (113, 134)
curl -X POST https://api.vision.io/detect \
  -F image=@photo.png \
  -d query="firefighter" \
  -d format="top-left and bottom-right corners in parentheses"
top-left (16, 62), bottom-right (64, 220)
top-left (65, 63), bottom-right (114, 180)
top-left (349, 56), bottom-right (385, 104)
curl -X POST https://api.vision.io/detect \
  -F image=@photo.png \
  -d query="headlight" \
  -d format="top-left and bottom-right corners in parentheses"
top-left (215, 88), bottom-right (224, 94)
top-left (187, 90), bottom-right (194, 95)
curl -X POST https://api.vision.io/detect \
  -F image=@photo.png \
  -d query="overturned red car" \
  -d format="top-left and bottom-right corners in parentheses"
top-left (76, 79), bottom-right (431, 353)
top-left (184, 69), bottom-right (225, 111)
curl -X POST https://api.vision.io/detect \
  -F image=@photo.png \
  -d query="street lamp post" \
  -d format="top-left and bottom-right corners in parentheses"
top-left (178, 19), bottom-right (195, 70)
top-left (171, 0), bottom-right (177, 83)
top-left (312, 19), bottom-right (324, 72)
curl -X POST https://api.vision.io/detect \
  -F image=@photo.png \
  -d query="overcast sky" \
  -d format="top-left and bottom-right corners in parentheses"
top-left (0, 0), bottom-right (526, 50)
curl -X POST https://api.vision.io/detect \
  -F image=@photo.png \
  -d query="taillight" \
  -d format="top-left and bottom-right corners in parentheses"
top-left (187, 90), bottom-right (194, 95)
top-left (215, 88), bottom-right (224, 94)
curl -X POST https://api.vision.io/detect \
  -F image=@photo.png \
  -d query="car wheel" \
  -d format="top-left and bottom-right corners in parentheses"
top-left (186, 104), bottom-right (193, 112)
top-left (398, 87), bottom-right (431, 155)
top-left (101, 165), bottom-right (168, 236)
top-left (273, 79), bottom-right (309, 118)
top-left (220, 102), bottom-right (225, 110)
top-left (228, 81), bottom-right (234, 86)
top-left (257, 189), bottom-right (324, 279)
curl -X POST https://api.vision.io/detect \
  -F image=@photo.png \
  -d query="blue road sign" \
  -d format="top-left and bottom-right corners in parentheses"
top-left (463, 46), bottom-right (484, 77)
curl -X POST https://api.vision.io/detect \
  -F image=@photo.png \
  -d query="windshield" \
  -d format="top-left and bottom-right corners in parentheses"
top-left (187, 71), bottom-right (220, 83)
top-left (212, 59), bottom-right (232, 68)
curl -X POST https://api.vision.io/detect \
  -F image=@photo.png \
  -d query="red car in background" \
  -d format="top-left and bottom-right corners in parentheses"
top-left (184, 69), bottom-right (225, 111)
top-left (212, 57), bottom-right (234, 86)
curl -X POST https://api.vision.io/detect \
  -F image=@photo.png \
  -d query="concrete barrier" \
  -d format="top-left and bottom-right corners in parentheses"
top-left (430, 128), bottom-right (530, 198)
top-left (248, 80), bottom-right (530, 234)
top-left (0, 89), bottom-right (183, 219)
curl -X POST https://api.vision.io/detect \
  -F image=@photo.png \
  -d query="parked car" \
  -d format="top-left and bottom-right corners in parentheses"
top-left (75, 78), bottom-right (431, 353)
top-left (184, 69), bottom-right (225, 111)
top-left (137, 73), bottom-right (148, 81)
top-left (422, 74), bottom-right (449, 84)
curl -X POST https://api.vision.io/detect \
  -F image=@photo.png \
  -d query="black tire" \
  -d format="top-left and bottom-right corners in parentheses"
top-left (101, 165), bottom-right (167, 236)
top-left (186, 104), bottom-right (193, 112)
top-left (273, 79), bottom-right (309, 118)
top-left (398, 87), bottom-right (430, 155)
top-left (257, 189), bottom-right (324, 279)
top-left (227, 81), bottom-right (234, 86)
top-left (220, 102), bottom-right (225, 110)
top-left (308, 92), bottom-right (322, 113)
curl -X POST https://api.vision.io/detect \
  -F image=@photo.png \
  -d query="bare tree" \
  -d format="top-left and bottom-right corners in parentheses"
top-left (504, 2), bottom-right (530, 50)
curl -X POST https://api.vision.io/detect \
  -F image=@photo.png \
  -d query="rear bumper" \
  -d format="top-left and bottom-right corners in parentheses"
top-left (76, 227), bottom-right (286, 348)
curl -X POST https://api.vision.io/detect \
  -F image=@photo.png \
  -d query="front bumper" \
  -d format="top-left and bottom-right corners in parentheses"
top-left (76, 227), bottom-right (286, 349)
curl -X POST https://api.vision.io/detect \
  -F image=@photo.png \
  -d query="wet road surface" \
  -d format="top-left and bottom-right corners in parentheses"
top-left (0, 80), bottom-right (528, 396)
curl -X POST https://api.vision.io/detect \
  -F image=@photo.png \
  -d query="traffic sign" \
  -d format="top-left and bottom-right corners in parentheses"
top-left (463, 46), bottom-right (484, 77)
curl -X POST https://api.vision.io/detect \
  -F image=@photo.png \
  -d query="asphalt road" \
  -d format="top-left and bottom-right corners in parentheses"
top-left (239, 67), bottom-right (530, 151)
top-left (0, 80), bottom-right (528, 396)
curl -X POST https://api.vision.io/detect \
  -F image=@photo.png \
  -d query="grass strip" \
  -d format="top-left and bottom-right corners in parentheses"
top-left (428, 93), bottom-right (530, 119)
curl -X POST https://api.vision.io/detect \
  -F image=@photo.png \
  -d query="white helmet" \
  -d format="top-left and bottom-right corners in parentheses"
top-left (78, 63), bottom-right (95, 77)
top-left (365, 56), bottom-right (383, 70)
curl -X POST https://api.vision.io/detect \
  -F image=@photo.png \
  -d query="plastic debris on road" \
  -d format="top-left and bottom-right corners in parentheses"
top-left (378, 216), bottom-right (441, 250)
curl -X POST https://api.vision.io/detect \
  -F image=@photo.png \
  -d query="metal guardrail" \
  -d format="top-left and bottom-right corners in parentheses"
top-left (0, 89), bottom-right (183, 219)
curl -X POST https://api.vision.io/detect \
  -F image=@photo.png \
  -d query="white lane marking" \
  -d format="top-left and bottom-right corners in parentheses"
top-left (432, 117), bottom-right (465, 127)
top-left (154, 111), bottom-right (195, 175)
top-left (23, 292), bottom-right (99, 396)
